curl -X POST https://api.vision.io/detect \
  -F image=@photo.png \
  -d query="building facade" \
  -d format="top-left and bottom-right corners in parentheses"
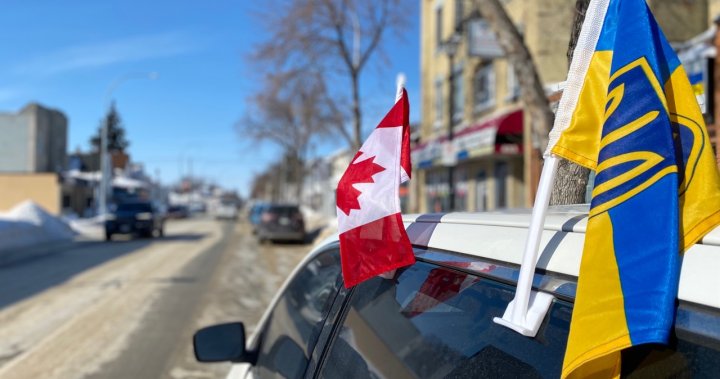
top-left (0, 103), bottom-right (68, 173)
top-left (412, 0), bottom-right (710, 214)
top-left (0, 173), bottom-right (61, 214)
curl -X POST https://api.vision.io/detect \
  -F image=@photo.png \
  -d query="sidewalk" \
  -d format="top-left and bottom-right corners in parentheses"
top-left (0, 202), bottom-right (103, 267)
top-left (0, 236), bottom-right (101, 268)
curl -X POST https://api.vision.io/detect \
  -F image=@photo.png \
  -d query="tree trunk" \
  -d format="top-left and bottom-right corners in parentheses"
top-left (477, 0), bottom-right (554, 150)
top-left (475, 0), bottom-right (554, 204)
top-left (295, 150), bottom-right (305, 202)
top-left (351, 70), bottom-right (362, 151)
top-left (550, 0), bottom-right (591, 205)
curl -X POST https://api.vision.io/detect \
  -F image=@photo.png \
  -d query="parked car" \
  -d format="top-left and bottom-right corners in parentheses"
top-left (255, 204), bottom-right (305, 242)
top-left (167, 205), bottom-right (190, 219)
top-left (105, 201), bottom-right (164, 240)
top-left (194, 207), bottom-right (720, 378)
top-left (188, 202), bottom-right (207, 214)
top-left (247, 202), bottom-right (268, 229)
top-left (214, 201), bottom-right (239, 220)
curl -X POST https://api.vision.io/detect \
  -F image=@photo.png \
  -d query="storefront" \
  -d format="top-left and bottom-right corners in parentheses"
top-left (412, 109), bottom-right (525, 213)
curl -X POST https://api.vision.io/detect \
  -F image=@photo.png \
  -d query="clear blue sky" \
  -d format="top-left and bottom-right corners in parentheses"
top-left (0, 0), bottom-right (420, 197)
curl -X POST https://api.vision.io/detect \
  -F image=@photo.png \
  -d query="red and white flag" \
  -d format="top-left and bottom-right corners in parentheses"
top-left (336, 81), bottom-right (415, 288)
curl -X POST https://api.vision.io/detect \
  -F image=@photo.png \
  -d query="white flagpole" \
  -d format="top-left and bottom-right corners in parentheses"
top-left (379, 72), bottom-right (407, 281)
top-left (493, 0), bottom-right (610, 337)
top-left (396, 72), bottom-right (406, 102)
top-left (493, 156), bottom-right (557, 336)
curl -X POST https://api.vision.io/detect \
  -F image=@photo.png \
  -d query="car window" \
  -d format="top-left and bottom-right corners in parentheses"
top-left (269, 206), bottom-right (300, 216)
top-left (251, 205), bottom-right (267, 216)
top-left (621, 303), bottom-right (720, 378)
top-left (116, 203), bottom-right (152, 212)
top-left (253, 248), bottom-right (342, 379)
top-left (317, 261), bottom-right (572, 379)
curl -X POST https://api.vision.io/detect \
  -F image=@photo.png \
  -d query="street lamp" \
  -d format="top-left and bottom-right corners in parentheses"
top-left (441, 34), bottom-right (461, 211)
top-left (98, 71), bottom-right (158, 217)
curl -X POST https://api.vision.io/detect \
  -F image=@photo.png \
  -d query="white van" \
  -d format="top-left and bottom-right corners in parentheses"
top-left (214, 201), bottom-right (239, 221)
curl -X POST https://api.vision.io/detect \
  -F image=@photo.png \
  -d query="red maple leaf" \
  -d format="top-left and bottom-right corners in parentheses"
top-left (337, 152), bottom-right (386, 216)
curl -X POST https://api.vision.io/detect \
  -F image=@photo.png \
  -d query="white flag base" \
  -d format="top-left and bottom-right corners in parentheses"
top-left (493, 291), bottom-right (554, 337)
top-left (379, 269), bottom-right (397, 280)
top-left (493, 155), bottom-right (559, 337)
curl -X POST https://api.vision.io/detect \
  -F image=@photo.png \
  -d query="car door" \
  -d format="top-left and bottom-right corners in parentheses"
top-left (247, 246), bottom-right (344, 379)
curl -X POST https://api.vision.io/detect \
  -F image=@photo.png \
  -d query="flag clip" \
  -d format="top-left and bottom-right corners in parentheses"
top-left (493, 291), bottom-right (554, 337)
top-left (492, 155), bottom-right (559, 337)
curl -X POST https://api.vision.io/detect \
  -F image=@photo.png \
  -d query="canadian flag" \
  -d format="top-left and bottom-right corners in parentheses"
top-left (336, 83), bottom-right (415, 288)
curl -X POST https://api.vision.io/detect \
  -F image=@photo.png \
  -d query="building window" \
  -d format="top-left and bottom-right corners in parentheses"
top-left (62, 194), bottom-right (71, 208)
top-left (425, 170), bottom-right (450, 212)
top-left (475, 170), bottom-right (487, 211)
top-left (454, 0), bottom-right (463, 30)
top-left (454, 167), bottom-right (467, 211)
top-left (435, 79), bottom-right (444, 127)
top-left (436, 6), bottom-right (444, 52)
top-left (474, 61), bottom-right (496, 113)
top-left (495, 161), bottom-right (508, 209)
top-left (452, 63), bottom-right (464, 125)
top-left (506, 62), bottom-right (521, 102)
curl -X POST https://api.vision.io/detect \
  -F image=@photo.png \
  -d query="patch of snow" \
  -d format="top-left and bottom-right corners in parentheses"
top-left (66, 216), bottom-right (105, 237)
top-left (0, 201), bottom-right (76, 252)
top-left (299, 205), bottom-right (332, 232)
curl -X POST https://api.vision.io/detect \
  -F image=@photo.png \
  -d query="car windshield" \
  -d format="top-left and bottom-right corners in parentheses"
top-left (116, 203), bottom-right (152, 213)
top-left (268, 206), bottom-right (300, 216)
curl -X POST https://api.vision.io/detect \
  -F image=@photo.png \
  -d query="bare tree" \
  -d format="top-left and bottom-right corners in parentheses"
top-left (251, 0), bottom-right (411, 151)
top-left (238, 71), bottom-right (343, 199)
top-left (550, 0), bottom-right (592, 205)
top-left (474, 0), bottom-right (590, 205)
top-left (474, 0), bottom-right (554, 152)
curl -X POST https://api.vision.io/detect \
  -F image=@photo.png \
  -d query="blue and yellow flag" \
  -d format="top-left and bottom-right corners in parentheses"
top-left (547, 0), bottom-right (720, 377)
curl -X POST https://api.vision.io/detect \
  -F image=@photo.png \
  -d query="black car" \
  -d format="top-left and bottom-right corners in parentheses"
top-left (167, 205), bottom-right (190, 219)
top-left (105, 201), bottom-right (164, 241)
top-left (255, 204), bottom-right (305, 242)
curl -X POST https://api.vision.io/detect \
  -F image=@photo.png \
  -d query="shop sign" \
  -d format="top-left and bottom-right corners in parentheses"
top-left (453, 125), bottom-right (496, 160)
top-left (468, 19), bottom-right (505, 58)
top-left (441, 140), bottom-right (457, 166)
top-left (412, 139), bottom-right (443, 168)
top-left (497, 143), bottom-right (521, 154)
top-left (678, 40), bottom-right (713, 115)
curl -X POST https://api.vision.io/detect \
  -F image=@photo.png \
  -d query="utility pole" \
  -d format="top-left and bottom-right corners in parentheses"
top-left (99, 72), bottom-right (157, 217)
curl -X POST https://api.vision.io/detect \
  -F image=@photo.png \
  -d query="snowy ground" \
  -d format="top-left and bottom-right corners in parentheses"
top-left (65, 216), bottom-right (105, 240)
top-left (0, 201), bottom-right (76, 254)
top-left (0, 217), bottom-right (311, 379)
top-left (299, 206), bottom-right (332, 233)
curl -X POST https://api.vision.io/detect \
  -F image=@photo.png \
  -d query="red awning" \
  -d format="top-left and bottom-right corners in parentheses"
top-left (496, 109), bottom-right (523, 135)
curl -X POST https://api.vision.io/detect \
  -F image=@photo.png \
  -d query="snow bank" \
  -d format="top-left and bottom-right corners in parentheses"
top-left (300, 205), bottom-right (332, 232)
top-left (0, 201), bottom-right (76, 252)
top-left (66, 215), bottom-right (105, 236)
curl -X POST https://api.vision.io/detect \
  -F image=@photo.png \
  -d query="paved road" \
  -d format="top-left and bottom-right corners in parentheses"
top-left (0, 217), bottom-right (311, 379)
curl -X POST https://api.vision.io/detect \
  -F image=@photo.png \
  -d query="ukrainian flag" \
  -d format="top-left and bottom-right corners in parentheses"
top-left (546, 0), bottom-right (720, 377)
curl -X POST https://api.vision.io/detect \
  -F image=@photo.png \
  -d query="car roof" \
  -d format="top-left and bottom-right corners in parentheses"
top-left (308, 207), bottom-right (719, 309)
top-left (401, 206), bottom-right (720, 309)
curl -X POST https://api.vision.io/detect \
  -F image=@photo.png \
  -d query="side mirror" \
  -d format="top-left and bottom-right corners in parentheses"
top-left (193, 322), bottom-right (248, 363)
